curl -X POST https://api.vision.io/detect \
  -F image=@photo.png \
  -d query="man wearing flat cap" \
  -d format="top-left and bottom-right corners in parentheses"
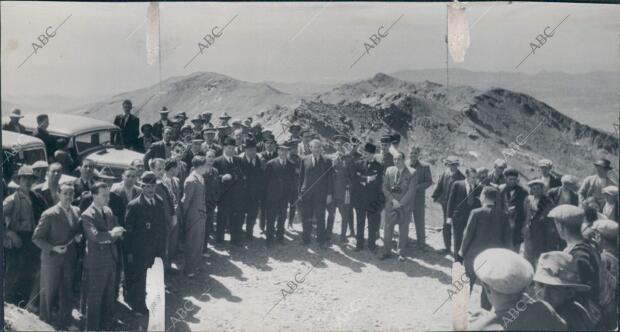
top-left (152, 107), bottom-right (172, 140)
top-left (3, 165), bottom-right (47, 306)
top-left (547, 174), bottom-right (579, 207)
top-left (213, 137), bottom-right (246, 245)
top-left (498, 167), bottom-right (528, 250)
top-left (3, 108), bottom-right (27, 133)
top-left (431, 155), bottom-right (465, 254)
top-left (113, 100), bottom-right (140, 151)
top-left (239, 138), bottom-right (264, 241)
top-left (523, 179), bottom-right (562, 267)
top-left (601, 185), bottom-right (618, 221)
top-left (549, 204), bottom-right (607, 326)
top-left (124, 172), bottom-right (166, 313)
top-left (537, 159), bottom-right (561, 193)
top-left (468, 248), bottom-right (567, 331)
top-left (533, 251), bottom-right (594, 331)
top-left (352, 142), bottom-right (383, 251)
top-left (579, 158), bottom-right (617, 209)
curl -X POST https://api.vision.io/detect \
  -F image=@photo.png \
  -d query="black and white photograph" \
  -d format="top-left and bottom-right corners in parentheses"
top-left (1, 1), bottom-right (619, 331)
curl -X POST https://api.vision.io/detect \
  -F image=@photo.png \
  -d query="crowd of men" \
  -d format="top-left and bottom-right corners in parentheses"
top-left (2, 99), bottom-right (619, 331)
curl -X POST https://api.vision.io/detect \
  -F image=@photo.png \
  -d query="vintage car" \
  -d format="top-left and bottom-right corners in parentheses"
top-left (17, 113), bottom-right (144, 179)
top-left (2, 130), bottom-right (75, 191)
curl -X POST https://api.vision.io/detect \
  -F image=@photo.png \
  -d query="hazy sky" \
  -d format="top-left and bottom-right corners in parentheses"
top-left (1, 1), bottom-right (619, 101)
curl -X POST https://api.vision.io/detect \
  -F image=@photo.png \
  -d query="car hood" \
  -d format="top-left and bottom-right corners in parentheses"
top-left (85, 148), bottom-right (144, 168)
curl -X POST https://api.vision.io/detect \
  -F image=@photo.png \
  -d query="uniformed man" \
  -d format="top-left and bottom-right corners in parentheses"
top-left (264, 143), bottom-right (295, 246)
top-left (579, 158), bottom-right (617, 209)
top-left (260, 134), bottom-right (278, 161)
top-left (124, 173), bottom-right (166, 314)
top-left (3, 166), bottom-right (47, 305)
top-left (431, 156), bottom-right (465, 254)
top-left (181, 158), bottom-right (208, 277)
top-left (326, 135), bottom-right (355, 243)
top-left (468, 248), bottom-right (567, 330)
top-left (239, 138), bottom-right (264, 240)
top-left (213, 137), bottom-right (245, 245)
top-left (81, 182), bottom-right (125, 329)
top-left (33, 183), bottom-right (82, 330)
top-left (352, 143), bottom-right (383, 252)
top-left (408, 146), bottom-right (432, 249)
top-left (152, 107), bottom-right (173, 140)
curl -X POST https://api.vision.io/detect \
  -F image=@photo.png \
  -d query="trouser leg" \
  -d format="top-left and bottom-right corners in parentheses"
top-left (413, 196), bottom-right (426, 246)
top-left (383, 210), bottom-right (396, 255)
top-left (315, 198), bottom-right (327, 244)
top-left (397, 214), bottom-right (410, 255)
top-left (441, 205), bottom-right (451, 252)
top-left (355, 207), bottom-right (366, 249)
top-left (38, 264), bottom-right (60, 325)
top-left (265, 205), bottom-right (277, 244)
top-left (301, 199), bottom-right (314, 244)
top-left (368, 212), bottom-right (380, 250)
top-left (276, 206), bottom-right (287, 241)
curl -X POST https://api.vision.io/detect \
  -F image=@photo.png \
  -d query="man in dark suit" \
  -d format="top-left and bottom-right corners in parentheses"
top-left (264, 144), bottom-right (295, 246)
top-left (498, 167), bottom-right (529, 249)
top-left (239, 138), bottom-right (264, 240)
top-left (81, 182), bottom-right (125, 330)
top-left (298, 139), bottom-right (333, 246)
top-left (149, 158), bottom-right (178, 271)
top-left (446, 168), bottom-right (482, 261)
top-left (326, 135), bottom-right (354, 243)
top-left (213, 137), bottom-right (245, 245)
top-left (431, 156), bottom-right (465, 254)
top-left (258, 134), bottom-right (278, 232)
top-left (152, 107), bottom-right (173, 140)
top-left (113, 100), bottom-right (140, 151)
top-left (32, 183), bottom-right (82, 329)
top-left (352, 143), bottom-right (383, 251)
top-left (144, 126), bottom-right (175, 170)
top-left (286, 139), bottom-right (302, 230)
top-left (408, 146), bottom-right (433, 249)
top-left (137, 124), bottom-right (158, 153)
top-left (33, 114), bottom-right (57, 159)
top-left (124, 172), bottom-right (166, 314)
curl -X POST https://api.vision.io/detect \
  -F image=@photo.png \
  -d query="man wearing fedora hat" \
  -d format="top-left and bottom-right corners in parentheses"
top-left (523, 179), bottom-right (562, 267)
top-left (137, 123), bottom-right (157, 153)
top-left (288, 123), bottom-right (302, 142)
top-left (124, 172), bottom-right (166, 313)
top-left (3, 165), bottom-right (47, 306)
top-left (152, 107), bottom-right (172, 140)
top-left (352, 142), bottom-right (383, 251)
top-left (592, 218), bottom-right (618, 329)
top-left (239, 137), bottom-right (264, 241)
top-left (113, 100), bottom-right (140, 151)
top-left (432, 156), bottom-right (465, 254)
top-left (533, 251), bottom-right (594, 331)
top-left (218, 112), bottom-right (232, 127)
top-left (3, 108), bottom-right (27, 133)
top-left (579, 158), bottom-right (617, 209)
top-left (264, 143), bottom-right (296, 246)
top-left (468, 248), bottom-right (567, 331)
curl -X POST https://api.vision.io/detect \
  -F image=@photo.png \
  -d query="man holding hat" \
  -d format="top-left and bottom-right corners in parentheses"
top-left (124, 172), bottom-right (166, 313)
top-left (152, 107), bottom-right (172, 140)
top-left (533, 251), bottom-right (594, 331)
top-left (3, 108), bottom-right (27, 133)
top-left (181, 157), bottom-right (208, 277)
top-left (113, 100), bottom-right (140, 151)
top-left (326, 135), bottom-right (355, 243)
top-left (239, 137), bottom-right (264, 241)
top-left (3, 165), bottom-right (47, 305)
top-left (537, 159), bottom-right (561, 193)
top-left (579, 158), bottom-right (617, 209)
top-left (352, 142), bottom-right (383, 251)
top-left (523, 179), bottom-right (561, 267)
top-left (468, 248), bottom-right (566, 331)
top-left (431, 156), bottom-right (465, 254)
top-left (498, 167), bottom-right (528, 250)
top-left (601, 185), bottom-right (618, 221)
top-left (547, 175), bottom-right (579, 207)
top-left (137, 123), bottom-right (157, 153)
top-left (264, 142), bottom-right (296, 246)
top-left (213, 137), bottom-right (246, 245)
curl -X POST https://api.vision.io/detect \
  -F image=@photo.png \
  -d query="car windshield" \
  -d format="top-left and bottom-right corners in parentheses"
top-left (75, 130), bottom-right (115, 154)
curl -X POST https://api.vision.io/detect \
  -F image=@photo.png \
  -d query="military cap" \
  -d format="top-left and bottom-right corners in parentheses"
top-left (96, 167), bottom-right (116, 180)
top-left (223, 137), bottom-right (236, 147)
top-left (159, 107), bottom-right (170, 114)
top-left (444, 156), bottom-right (460, 166)
top-left (17, 165), bottom-right (34, 177)
top-left (527, 179), bottom-right (545, 187)
top-left (537, 159), bottom-right (553, 168)
top-left (494, 158), bottom-right (507, 168)
top-left (139, 171), bottom-right (157, 185)
top-left (503, 167), bottom-right (519, 177)
top-left (548, 204), bottom-right (585, 227)
top-left (602, 186), bottom-right (618, 197)
top-left (533, 251), bottom-right (590, 291)
top-left (202, 128), bottom-right (217, 135)
top-left (474, 248), bottom-right (533, 294)
top-left (244, 138), bottom-right (257, 149)
top-left (32, 160), bottom-right (49, 169)
top-left (560, 174), bottom-right (578, 185)
top-left (592, 219), bottom-right (618, 241)
top-left (364, 143), bottom-right (377, 154)
top-left (593, 158), bottom-right (613, 170)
